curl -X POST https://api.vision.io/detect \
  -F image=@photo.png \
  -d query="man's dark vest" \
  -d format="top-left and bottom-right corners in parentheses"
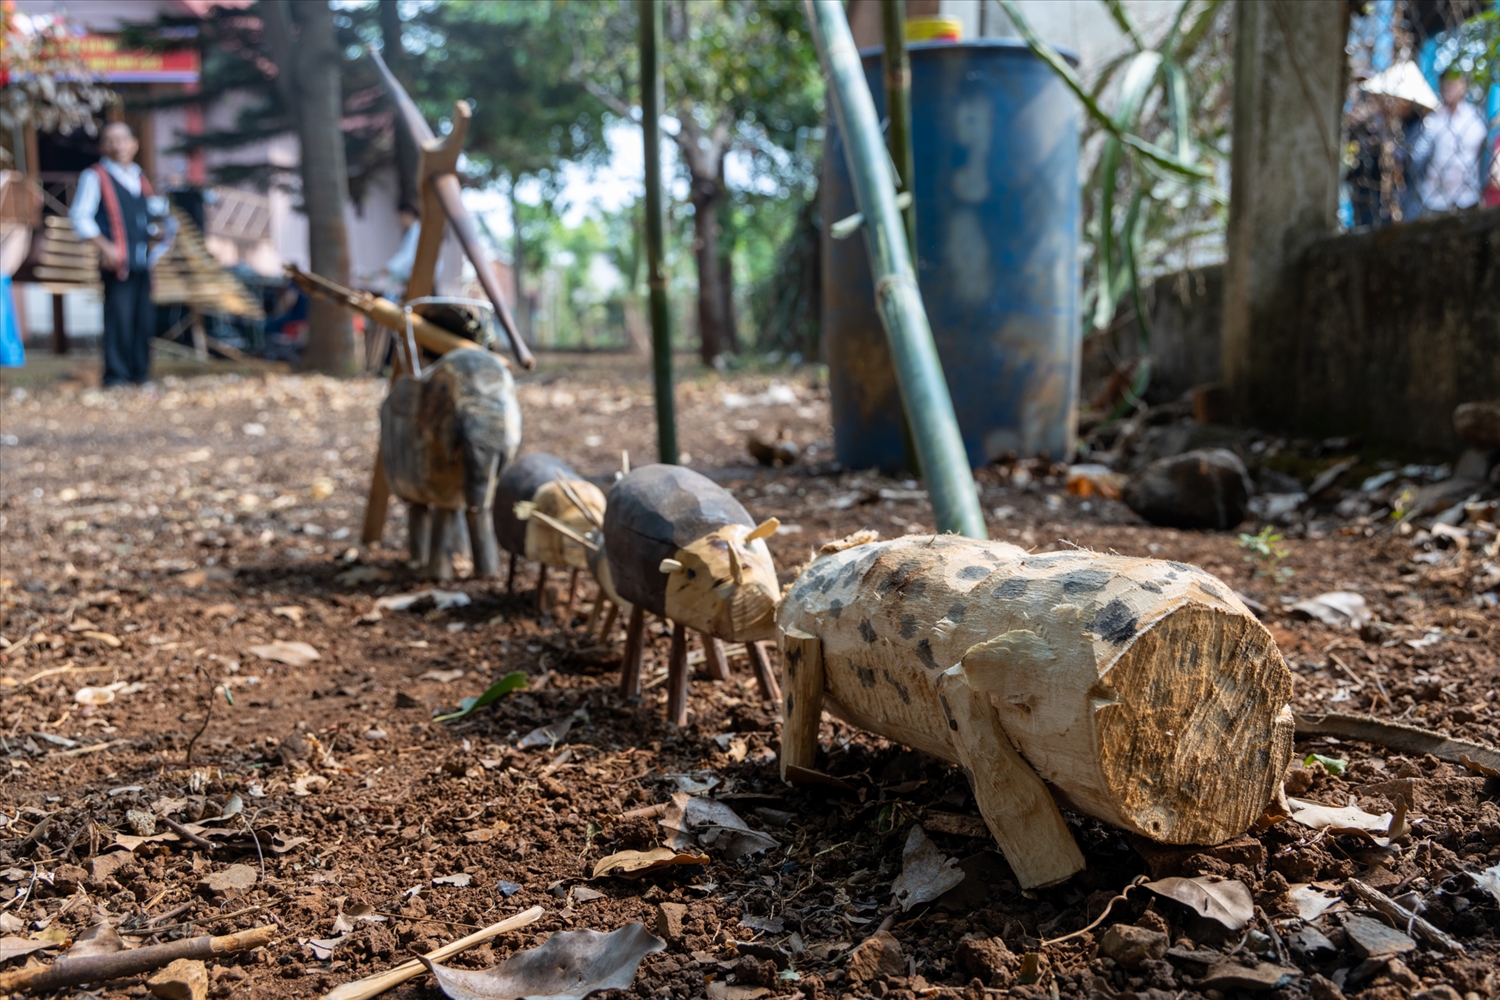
top-left (92, 165), bottom-right (150, 278)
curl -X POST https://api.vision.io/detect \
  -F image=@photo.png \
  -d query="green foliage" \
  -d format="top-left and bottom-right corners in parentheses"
top-left (1237, 526), bottom-right (1293, 585)
top-left (1303, 752), bottom-right (1348, 776)
top-left (435, 671), bottom-right (528, 722)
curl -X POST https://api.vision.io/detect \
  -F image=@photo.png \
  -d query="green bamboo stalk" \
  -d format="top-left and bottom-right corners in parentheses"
top-left (881, 1), bottom-right (916, 251)
top-left (639, 0), bottom-right (677, 465)
top-left (805, 0), bottom-right (987, 540)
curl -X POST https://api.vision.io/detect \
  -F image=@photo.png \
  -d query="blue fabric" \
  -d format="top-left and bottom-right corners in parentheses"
top-left (0, 275), bottom-right (24, 368)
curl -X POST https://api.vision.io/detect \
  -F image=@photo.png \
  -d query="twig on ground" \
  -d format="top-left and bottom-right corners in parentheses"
top-left (0, 925), bottom-right (276, 994)
top-left (1348, 879), bottom-right (1464, 954)
top-left (323, 905), bottom-right (544, 1000)
top-left (160, 815), bottom-right (215, 851)
top-left (1042, 876), bottom-right (1147, 947)
top-left (1295, 712), bottom-right (1500, 774)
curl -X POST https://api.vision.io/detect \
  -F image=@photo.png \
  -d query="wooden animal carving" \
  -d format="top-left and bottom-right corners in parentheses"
top-left (494, 453), bottom-right (604, 615)
top-left (380, 348), bottom-right (520, 581)
top-left (778, 533), bottom-right (1294, 890)
top-left (604, 464), bottom-right (783, 724)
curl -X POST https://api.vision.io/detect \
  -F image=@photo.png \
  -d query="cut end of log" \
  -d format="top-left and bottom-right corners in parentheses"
top-left (1095, 602), bottom-right (1294, 844)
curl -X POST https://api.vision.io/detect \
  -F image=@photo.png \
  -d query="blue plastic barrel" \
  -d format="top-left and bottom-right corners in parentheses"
top-left (822, 40), bottom-right (1080, 472)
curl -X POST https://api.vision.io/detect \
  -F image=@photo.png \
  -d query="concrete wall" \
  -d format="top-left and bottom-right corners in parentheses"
top-left (1252, 208), bottom-right (1500, 453)
top-left (1082, 265), bottom-right (1223, 404)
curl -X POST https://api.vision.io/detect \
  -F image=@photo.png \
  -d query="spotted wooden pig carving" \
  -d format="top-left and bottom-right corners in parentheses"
top-left (604, 464), bottom-right (783, 724)
top-left (379, 348), bottom-right (520, 581)
top-left (777, 533), bottom-right (1294, 889)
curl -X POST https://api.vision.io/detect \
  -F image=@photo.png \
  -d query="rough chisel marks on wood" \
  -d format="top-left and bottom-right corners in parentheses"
top-left (380, 348), bottom-right (520, 581)
top-left (777, 533), bottom-right (1295, 891)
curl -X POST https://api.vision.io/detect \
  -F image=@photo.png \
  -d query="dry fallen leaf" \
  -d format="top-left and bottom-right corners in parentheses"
top-left (592, 847), bottom-right (709, 880)
top-left (292, 774), bottom-right (330, 796)
top-left (272, 606), bottom-right (304, 624)
top-left (80, 630), bottom-right (122, 648)
top-left (1286, 796), bottom-right (1396, 843)
top-left (660, 793), bottom-right (777, 861)
top-left (889, 824), bottom-right (965, 911)
top-left (1289, 591), bottom-right (1371, 629)
top-left (420, 669), bottom-right (467, 684)
top-left (65, 922), bottom-right (128, 959)
top-left (376, 589), bottom-right (471, 612)
top-left (1143, 875), bottom-right (1254, 931)
top-left (1287, 883), bottom-right (1343, 921)
top-left (249, 641), bottom-right (321, 667)
top-left (74, 686), bottom-right (115, 706)
top-left (0, 936), bottom-right (55, 962)
top-left (1471, 863), bottom-right (1500, 906)
top-left (421, 923), bottom-right (665, 1000)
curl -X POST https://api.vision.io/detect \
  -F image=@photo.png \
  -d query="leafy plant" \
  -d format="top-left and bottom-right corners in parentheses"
top-left (1237, 526), bottom-right (1293, 584)
top-left (1303, 752), bottom-right (1348, 776)
top-left (435, 671), bottom-right (528, 722)
top-left (999, 0), bottom-right (1232, 413)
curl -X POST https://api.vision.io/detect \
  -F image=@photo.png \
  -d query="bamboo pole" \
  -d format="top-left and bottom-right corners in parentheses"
top-left (805, 0), bottom-right (986, 539)
top-left (639, 0), bottom-right (678, 465)
top-left (880, 1), bottom-right (916, 252)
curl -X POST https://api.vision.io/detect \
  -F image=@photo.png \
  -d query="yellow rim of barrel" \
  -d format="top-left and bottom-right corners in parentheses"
top-left (904, 16), bottom-right (963, 43)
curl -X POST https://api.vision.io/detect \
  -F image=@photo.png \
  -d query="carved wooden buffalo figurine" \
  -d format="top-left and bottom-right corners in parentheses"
top-left (493, 453), bottom-right (606, 615)
top-left (604, 464), bottom-right (782, 724)
top-left (379, 348), bottom-right (520, 580)
top-left (778, 533), bottom-right (1294, 890)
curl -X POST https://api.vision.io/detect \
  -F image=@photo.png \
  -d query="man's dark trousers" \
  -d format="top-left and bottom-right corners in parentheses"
top-left (102, 270), bottom-right (154, 386)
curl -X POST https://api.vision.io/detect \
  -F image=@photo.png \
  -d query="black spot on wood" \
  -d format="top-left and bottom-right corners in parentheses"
top-left (945, 602), bottom-right (966, 623)
top-left (829, 598), bottom-right (844, 620)
top-left (855, 665), bottom-right (877, 688)
top-left (993, 578), bottom-right (1029, 601)
top-left (949, 717), bottom-right (959, 731)
top-left (858, 618), bottom-right (878, 643)
top-left (878, 559), bottom-right (927, 599)
top-left (1197, 580), bottom-right (1229, 602)
top-left (898, 614), bottom-right (918, 639)
top-left (1093, 599), bottom-right (1138, 645)
top-left (786, 693), bottom-right (795, 714)
top-left (1061, 569), bottom-right (1111, 595)
top-left (1167, 561), bottom-right (1191, 572)
top-left (1137, 579), bottom-right (1163, 594)
top-left (882, 669), bottom-right (912, 704)
top-left (957, 564), bottom-right (991, 581)
top-left (916, 639), bottom-right (938, 671)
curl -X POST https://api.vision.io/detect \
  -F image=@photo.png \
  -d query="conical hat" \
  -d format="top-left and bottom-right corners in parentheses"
top-left (1361, 61), bottom-right (1440, 110)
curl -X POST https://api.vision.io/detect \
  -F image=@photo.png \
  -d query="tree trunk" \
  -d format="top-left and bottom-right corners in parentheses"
top-left (691, 181), bottom-right (730, 366)
top-left (266, 0), bottom-right (354, 375)
top-left (379, 0), bottom-right (420, 212)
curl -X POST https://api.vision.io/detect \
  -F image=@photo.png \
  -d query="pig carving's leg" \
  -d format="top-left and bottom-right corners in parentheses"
top-left (747, 642), bottom-right (781, 703)
top-left (407, 503), bottom-right (431, 568)
top-left (666, 620), bottom-right (689, 726)
top-left (564, 568), bottom-right (581, 619)
top-left (599, 601), bottom-right (621, 643)
top-left (619, 604), bottom-right (647, 698)
top-left (465, 507), bottom-right (500, 578)
top-left (584, 596), bottom-right (604, 635)
top-left (935, 663), bottom-right (1084, 890)
top-left (700, 633), bottom-right (731, 682)
top-left (778, 628), bottom-right (824, 780)
top-left (535, 565), bottom-right (549, 615)
top-left (506, 552), bottom-right (518, 595)
top-left (426, 508), bottom-right (456, 582)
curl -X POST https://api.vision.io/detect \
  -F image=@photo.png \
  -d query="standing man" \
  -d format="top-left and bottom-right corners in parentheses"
top-left (69, 121), bottom-right (173, 387)
top-left (1411, 70), bottom-right (1488, 213)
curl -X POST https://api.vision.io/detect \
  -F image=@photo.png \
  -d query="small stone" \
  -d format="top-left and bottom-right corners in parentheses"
top-left (1099, 924), bottom-right (1169, 970)
top-left (656, 901), bottom-right (687, 942)
top-left (147, 958), bottom-right (209, 1000)
top-left (1454, 401), bottom-right (1500, 448)
top-left (1385, 959), bottom-right (1421, 989)
top-left (462, 828), bottom-right (494, 843)
top-left (363, 729), bottom-right (387, 742)
top-left (954, 934), bottom-right (1016, 987)
top-left (1309, 974), bottom-right (1345, 1000)
top-left (540, 777), bottom-right (569, 799)
top-left (846, 930), bottom-right (903, 984)
top-left (197, 863), bottom-right (258, 895)
top-left (126, 809), bottom-right (157, 837)
top-left (1412, 987), bottom-right (1462, 1000)
top-left (1341, 913), bottom-right (1416, 959)
top-left (734, 956), bottom-right (779, 988)
top-left (1123, 448), bottom-right (1252, 530)
top-left (395, 692), bottom-right (420, 709)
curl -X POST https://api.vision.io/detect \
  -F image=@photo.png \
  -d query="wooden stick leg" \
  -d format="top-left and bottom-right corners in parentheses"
top-left (362, 451), bottom-right (391, 547)
top-left (535, 564), bottom-right (549, 615)
top-left (667, 620), bottom-right (689, 727)
top-left (407, 502), bottom-right (431, 568)
top-left (426, 508), bottom-right (455, 582)
top-left (564, 568), bottom-right (580, 618)
top-left (465, 507), bottom-right (500, 577)
top-left (584, 597), bottom-right (603, 635)
top-left (936, 664), bottom-right (1084, 890)
top-left (747, 641), bottom-right (781, 704)
top-left (507, 551), bottom-right (518, 595)
top-left (701, 633), bottom-right (731, 682)
top-left (779, 628), bottom-right (824, 780)
top-left (619, 605), bottom-right (646, 698)
top-left (599, 602), bottom-right (621, 643)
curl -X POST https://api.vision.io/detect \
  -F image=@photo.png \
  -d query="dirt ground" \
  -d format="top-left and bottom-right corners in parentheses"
top-left (2, 354), bottom-right (1498, 1000)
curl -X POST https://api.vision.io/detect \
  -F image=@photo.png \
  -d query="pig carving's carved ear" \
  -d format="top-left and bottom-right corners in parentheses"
top-left (727, 543), bottom-right (744, 585)
top-left (513, 500), bottom-right (536, 521)
top-left (961, 629), bottom-right (1055, 695)
top-left (746, 518), bottom-right (780, 542)
top-left (659, 558), bottom-right (685, 574)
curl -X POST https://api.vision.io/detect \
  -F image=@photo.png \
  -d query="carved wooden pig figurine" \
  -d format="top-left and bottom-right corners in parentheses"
top-left (379, 348), bottom-right (520, 581)
top-left (604, 464), bottom-right (782, 723)
top-left (494, 453), bottom-right (607, 614)
top-left (778, 533), bottom-right (1294, 890)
